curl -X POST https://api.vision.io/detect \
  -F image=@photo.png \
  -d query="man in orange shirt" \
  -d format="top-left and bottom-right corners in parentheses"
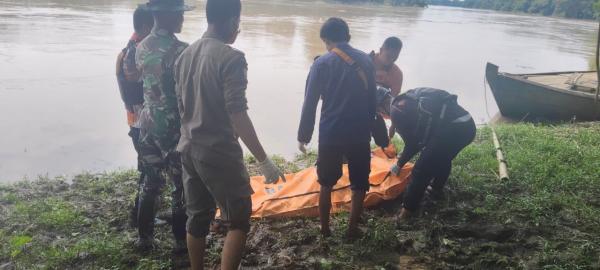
top-left (370, 36), bottom-right (404, 138)
top-left (115, 6), bottom-right (154, 229)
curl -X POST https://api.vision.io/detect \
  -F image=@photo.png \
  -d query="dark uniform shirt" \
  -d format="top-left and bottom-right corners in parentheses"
top-left (391, 88), bottom-right (472, 166)
top-left (298, 43), bottom-right (377, 146)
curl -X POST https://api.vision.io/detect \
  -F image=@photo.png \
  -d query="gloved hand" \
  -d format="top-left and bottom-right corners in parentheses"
top-left (390, 161), bottom-right (405, 176)
top-left (259, 157), bottom-right (286, 184)
top-left (298, 141), bottom-right (308, 154)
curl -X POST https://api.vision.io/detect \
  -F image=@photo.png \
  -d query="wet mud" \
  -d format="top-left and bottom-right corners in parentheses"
top-left (0, 159), bottom-right (592, 269)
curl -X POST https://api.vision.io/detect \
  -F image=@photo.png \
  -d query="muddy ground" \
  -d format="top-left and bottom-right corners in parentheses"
top-left (0, 173), bottom-right (553, 270)
top-left (1, 123), bottom-right (600, 269)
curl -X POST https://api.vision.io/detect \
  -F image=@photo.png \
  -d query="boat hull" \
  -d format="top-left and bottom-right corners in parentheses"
top-left (485, 63), bottom-right (600, 121)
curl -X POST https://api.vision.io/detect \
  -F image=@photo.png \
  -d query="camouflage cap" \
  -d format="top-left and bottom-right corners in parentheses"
top-left (140, 0), bottom-right (195, 12)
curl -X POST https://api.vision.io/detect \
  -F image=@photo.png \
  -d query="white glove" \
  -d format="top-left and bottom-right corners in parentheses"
top-left (298, 141), bottom-right (308, 154)
top-left (259, 158), bottom-right (286, 184)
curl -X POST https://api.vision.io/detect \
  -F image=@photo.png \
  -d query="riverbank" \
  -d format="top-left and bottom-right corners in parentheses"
top-left (1, 123), bottom-right (600, 269)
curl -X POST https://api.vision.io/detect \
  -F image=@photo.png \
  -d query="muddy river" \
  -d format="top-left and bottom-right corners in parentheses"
top-left (0, 0), bottom-right (597, 181)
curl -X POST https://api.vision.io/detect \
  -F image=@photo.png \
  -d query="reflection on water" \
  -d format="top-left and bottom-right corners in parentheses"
top-left (0, 0), bottom-right (597, 181)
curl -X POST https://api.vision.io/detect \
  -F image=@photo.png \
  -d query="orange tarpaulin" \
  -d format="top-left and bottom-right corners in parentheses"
top-left (249, 149), bottom-right (413, 218)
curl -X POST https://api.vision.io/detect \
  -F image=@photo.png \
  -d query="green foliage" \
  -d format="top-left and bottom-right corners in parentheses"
top-left (9, 235), bottom-right (32, 258)
top-left (319, 258), bottom-right (335, 270)
top-left (135, 258), bottom-right (172, 270)
top-left (390, 0), bottom-right (428, 6)
top-left (333, 0), bottom-right (428, 7)
top-left (0, 191), bottom-right (17, 204)
top-left (13, 198), bottom-right (84, 232)
top-left (363, 217), bottom-right (398, 248)
top-left (429, 0), bottom-right (600, 19)
top-left (320, 213), bottom-right (400, 267)
top-left (485, 124), bottom-right (600, 268)
top-left (272, 154), bottom-right (301, 172)
top-left (0, 171), bottom-right (159, 269)
top-left (294, 149), bottom-right (319, 172)
top-left (23, 235), bottom-right (130, 269)
top-left (495, 124), bottom-right (600, 221)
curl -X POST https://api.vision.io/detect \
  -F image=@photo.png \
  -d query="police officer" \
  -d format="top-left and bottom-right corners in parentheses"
top-left (389, 88), bottom-right (476, 221)
top-left (135, 0), bottom-right (194, 252)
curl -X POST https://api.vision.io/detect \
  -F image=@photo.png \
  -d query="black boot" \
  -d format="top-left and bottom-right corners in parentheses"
top-left (137, 191), bottom-right (159, 250)
top-left (129, 195), bottom-right (139, 228)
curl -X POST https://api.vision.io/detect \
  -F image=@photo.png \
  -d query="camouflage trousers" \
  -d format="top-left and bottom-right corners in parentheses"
top-left (128, 127), bottom-right (145, 228)
top-left (136, 129), bottom-right (187, 241)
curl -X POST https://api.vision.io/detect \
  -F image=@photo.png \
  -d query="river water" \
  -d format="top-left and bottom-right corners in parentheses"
top-left (0, 0), bottom-right (597, 182)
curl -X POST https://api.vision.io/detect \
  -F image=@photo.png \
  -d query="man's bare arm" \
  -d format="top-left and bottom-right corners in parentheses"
top-left (230, 111), bottom-right (267, 162)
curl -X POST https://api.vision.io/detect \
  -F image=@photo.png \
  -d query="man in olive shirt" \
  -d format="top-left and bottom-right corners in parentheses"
top-left (174, 0), bottom-right (285, 269)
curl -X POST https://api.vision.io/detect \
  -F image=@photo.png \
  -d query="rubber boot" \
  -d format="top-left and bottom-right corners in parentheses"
top-left (129, 194), bottom-right (140, 228)
top-left (137, 192), bottom-right (159, 250)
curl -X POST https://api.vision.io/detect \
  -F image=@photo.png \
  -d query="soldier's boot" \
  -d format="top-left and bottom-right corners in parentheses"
top-left (129, 194), bottom-right (140, 228)
top-left (137, 191), bottom-right (159, 251)
top-left (169, 159), bottom-right (188, 255)
top-left (133, 237), bottom-right (155, 252)
top-left (129, 171), bottom-right (145, 228)
top-left (170, 191), bottom-right (188, 255)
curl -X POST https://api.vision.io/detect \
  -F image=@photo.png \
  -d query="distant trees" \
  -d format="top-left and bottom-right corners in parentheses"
top-left (335, 0), bottom-right (600, 19)
top-left (428, 0), bottom-right (600, 20)
top-left (391, 0), bottom-right (428, 7)
top-left (335, 0), bottom-right (428, 7)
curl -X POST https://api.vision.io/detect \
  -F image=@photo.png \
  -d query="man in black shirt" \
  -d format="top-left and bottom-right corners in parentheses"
top-left (389, 88), bottom-right (476, 220)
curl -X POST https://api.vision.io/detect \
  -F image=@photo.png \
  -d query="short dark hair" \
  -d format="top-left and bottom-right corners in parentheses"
top-left (382, 36), bottom-right (402, 51)
top-left (320, 17), bottom-right (350, 43)
top-left (206, 0), bottom-right (241, 24)
top-left (133, 7), bottom-right (154, 33)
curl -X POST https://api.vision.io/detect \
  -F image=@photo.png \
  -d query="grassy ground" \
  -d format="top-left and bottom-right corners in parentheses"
top-left (1, 123), bottom-right (599, 269)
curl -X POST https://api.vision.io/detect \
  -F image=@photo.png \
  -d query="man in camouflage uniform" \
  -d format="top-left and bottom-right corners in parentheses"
top-left (135, 0), bottom-right (194, 252)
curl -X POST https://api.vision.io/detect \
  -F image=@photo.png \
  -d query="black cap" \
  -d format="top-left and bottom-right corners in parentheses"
top-left (140, 0), bottom-right (194, 12)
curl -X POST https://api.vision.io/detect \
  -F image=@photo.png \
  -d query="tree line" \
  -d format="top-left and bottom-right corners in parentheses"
top-left (427, 0), bottom-right (600, 20)
top-left (335, 0), bottom-right (428, 7)
top-left (335, 0), bottom-right (600, 20)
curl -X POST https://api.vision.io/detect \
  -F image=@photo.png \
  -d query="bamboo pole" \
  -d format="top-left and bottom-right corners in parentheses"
top-left (596, 20), bottom-right (599, 102)
top-left (491, 127), bottom-right (509, 181)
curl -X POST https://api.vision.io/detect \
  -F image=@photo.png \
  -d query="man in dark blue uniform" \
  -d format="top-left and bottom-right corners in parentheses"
top-left (297, 17), bottom-right (377, 238)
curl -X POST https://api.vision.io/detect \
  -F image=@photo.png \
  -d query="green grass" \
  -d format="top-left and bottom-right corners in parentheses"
top-left (1, 123), bottom-right (600, 269)
top-left (469, 124), bottom-right (600, 227)
top-left (8, 234), bottom-right (32, 258)
top-left (13, 198), bottom-right (84, 231)
top-left (452, 123), bottom-right (600, 269)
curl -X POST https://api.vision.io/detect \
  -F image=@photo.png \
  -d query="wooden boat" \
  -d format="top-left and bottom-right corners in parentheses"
top-left (485, 62), bottom-right (600, 121)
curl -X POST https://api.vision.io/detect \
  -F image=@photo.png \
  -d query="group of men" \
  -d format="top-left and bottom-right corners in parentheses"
top-left (116, 0), bottom-right (476, 269)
